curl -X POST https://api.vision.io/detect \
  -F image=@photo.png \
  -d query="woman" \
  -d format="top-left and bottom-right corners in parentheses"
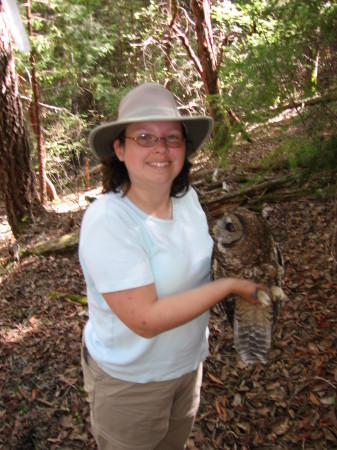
top-left (79, 83), bottom-right (258, 450)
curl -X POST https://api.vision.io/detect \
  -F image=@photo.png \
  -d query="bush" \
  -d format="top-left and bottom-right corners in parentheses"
top-left (286, 135), bottom-right (337, 172)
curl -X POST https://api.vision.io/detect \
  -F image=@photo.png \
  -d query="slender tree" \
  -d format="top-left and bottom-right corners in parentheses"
top-left (0, 0), bottom-right (40, 237)
top-left (26, 0), bottom-right (47, 205)
top-left (170, 0), bottom-right (233, 148)
top-left (191, 0), bottom-right (231, 147)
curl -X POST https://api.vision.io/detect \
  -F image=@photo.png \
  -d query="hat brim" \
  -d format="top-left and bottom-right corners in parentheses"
top-left (89, 115), bottom-right (213, 160)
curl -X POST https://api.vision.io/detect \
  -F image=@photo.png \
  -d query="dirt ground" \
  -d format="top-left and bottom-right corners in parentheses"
top-left (0, 121), bottom-right (336, 449)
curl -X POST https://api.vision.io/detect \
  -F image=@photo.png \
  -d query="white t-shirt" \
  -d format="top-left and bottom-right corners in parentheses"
top-left (79, 187), bottom-right (214, 383)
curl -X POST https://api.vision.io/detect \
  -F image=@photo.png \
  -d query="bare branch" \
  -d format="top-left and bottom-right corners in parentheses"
top-left (168, 0), bottom-right (178, 28)
top-left (216, 31), bottom-right (236, 71)
top-left (171, 23), bottom-right (203, 76)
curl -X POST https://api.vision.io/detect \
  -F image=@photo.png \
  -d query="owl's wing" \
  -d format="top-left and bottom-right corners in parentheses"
top-left (217, 297), bottom-right (236, 326)
top-left (232, 287), bottom-right (286, 364)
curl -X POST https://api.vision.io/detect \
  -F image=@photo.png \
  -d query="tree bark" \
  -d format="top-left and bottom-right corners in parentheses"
top-left (27, 0), bottom-right (47, 205)
top-left (18, 71), bottom-right (57, 201)
top-left (191, 0), bottom-right (218, 98)
top-left (164, 0), bottom-right (174, 90)
top-left (171, 0), bottom-right (252, 150)
top-left (129, 0), bottom-right (137, 86)
top-left (0, 0), bottom-right (40, 236)
top-left (190, 0), bottom-right (231, 148)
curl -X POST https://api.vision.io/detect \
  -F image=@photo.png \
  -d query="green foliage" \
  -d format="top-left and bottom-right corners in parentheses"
top-left (12, 0), bottom-right (337, 192)
top-left (215, 0), bottom-right (337, 122)
top-left (285, 134), bottom-right (337, 173)
top-left (28, 0), bottom-right (119, 109)
top-left (16, 0), bottom-right (140, 186)
top-left (42, 110), bottom-right (89, 189)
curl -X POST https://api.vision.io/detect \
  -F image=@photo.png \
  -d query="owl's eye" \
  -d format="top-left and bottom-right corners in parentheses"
top-left (225, 222), bottom-right (236, 232)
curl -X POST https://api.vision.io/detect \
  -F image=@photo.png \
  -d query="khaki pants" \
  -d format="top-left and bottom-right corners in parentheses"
top-left (81, 337), bottom-right (203, 450)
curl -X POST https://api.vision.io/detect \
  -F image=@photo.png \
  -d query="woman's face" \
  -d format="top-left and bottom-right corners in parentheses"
top-left (114, 121), bottom-right (186, 193)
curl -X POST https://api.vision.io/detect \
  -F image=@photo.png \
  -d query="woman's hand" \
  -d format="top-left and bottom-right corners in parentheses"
top-left (225, 278), bottom-right (261, 305)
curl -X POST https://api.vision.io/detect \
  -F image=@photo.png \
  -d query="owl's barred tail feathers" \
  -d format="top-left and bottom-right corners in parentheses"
top-left (233, 287), bottom-right (286, 364)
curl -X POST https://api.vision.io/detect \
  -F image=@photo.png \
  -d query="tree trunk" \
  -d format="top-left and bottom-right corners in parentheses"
top-left (303, 45), bottom-right (320, 97)
top-left (17, 70), bottom-right (57, 201)
top-left (171, 0), bottom-right (252, 150)
top-left (129, 0), bottom-right (137, 86)
top-left (0, 1), bottom-right (40, 237)
top-left (27, 0), bottom-right (47, 205)
top-left (191, 0), bottom-right (231, 148)
top-left (164, 0), bottom-right (174, 90)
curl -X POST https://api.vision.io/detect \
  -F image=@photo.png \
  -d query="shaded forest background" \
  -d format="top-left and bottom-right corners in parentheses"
top-left (1, 0), bottom-right (337, 219)
top-left (1, 0), bottom-right (337, 448)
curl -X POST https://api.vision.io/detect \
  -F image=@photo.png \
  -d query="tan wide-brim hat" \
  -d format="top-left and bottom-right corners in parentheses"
top-left (89, 83), bottom-right (214, 160)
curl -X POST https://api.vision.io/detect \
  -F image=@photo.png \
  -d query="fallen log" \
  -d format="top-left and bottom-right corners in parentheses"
top-left (3, 232), bottom-right (79, 267)
top-left (274, 90), bottom-right (337, 112)
top-left (27, 232), bottom-right (79, 256)
top-left (199, 174), bottom-right (300, 217)
top-left (202, 188), bottom-right (313, 218)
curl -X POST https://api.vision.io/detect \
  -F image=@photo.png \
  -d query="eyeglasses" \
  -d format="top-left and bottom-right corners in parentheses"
top-left (125, 133), bottom-right (186, 148)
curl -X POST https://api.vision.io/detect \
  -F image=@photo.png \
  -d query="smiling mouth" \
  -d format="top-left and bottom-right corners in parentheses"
top-left (148, 162), bottom-right (170, 167)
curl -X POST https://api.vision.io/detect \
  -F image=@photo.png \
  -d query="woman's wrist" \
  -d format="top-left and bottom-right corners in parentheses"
top-left (216, 277), bottom-right (259, 305)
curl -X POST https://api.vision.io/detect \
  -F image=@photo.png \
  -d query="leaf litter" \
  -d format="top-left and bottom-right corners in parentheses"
top-left (0, 141), bottom-right (336, 449)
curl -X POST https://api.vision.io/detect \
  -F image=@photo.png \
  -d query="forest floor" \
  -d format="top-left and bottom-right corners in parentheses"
top-left (0, 112), bottom-right (337, 449)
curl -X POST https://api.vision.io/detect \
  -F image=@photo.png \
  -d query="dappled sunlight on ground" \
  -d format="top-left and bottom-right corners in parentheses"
top-left (48, 186), bottom-right (102, 215)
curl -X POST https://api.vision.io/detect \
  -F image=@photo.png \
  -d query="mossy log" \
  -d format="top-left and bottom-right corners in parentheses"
top-left (25, 232), bottom-right (79, 256)
top-left (3, 232), bottom-right (79, 267)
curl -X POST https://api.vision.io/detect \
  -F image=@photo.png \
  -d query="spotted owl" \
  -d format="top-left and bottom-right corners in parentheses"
top-left (212, 207), bottom-right (286, 364)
